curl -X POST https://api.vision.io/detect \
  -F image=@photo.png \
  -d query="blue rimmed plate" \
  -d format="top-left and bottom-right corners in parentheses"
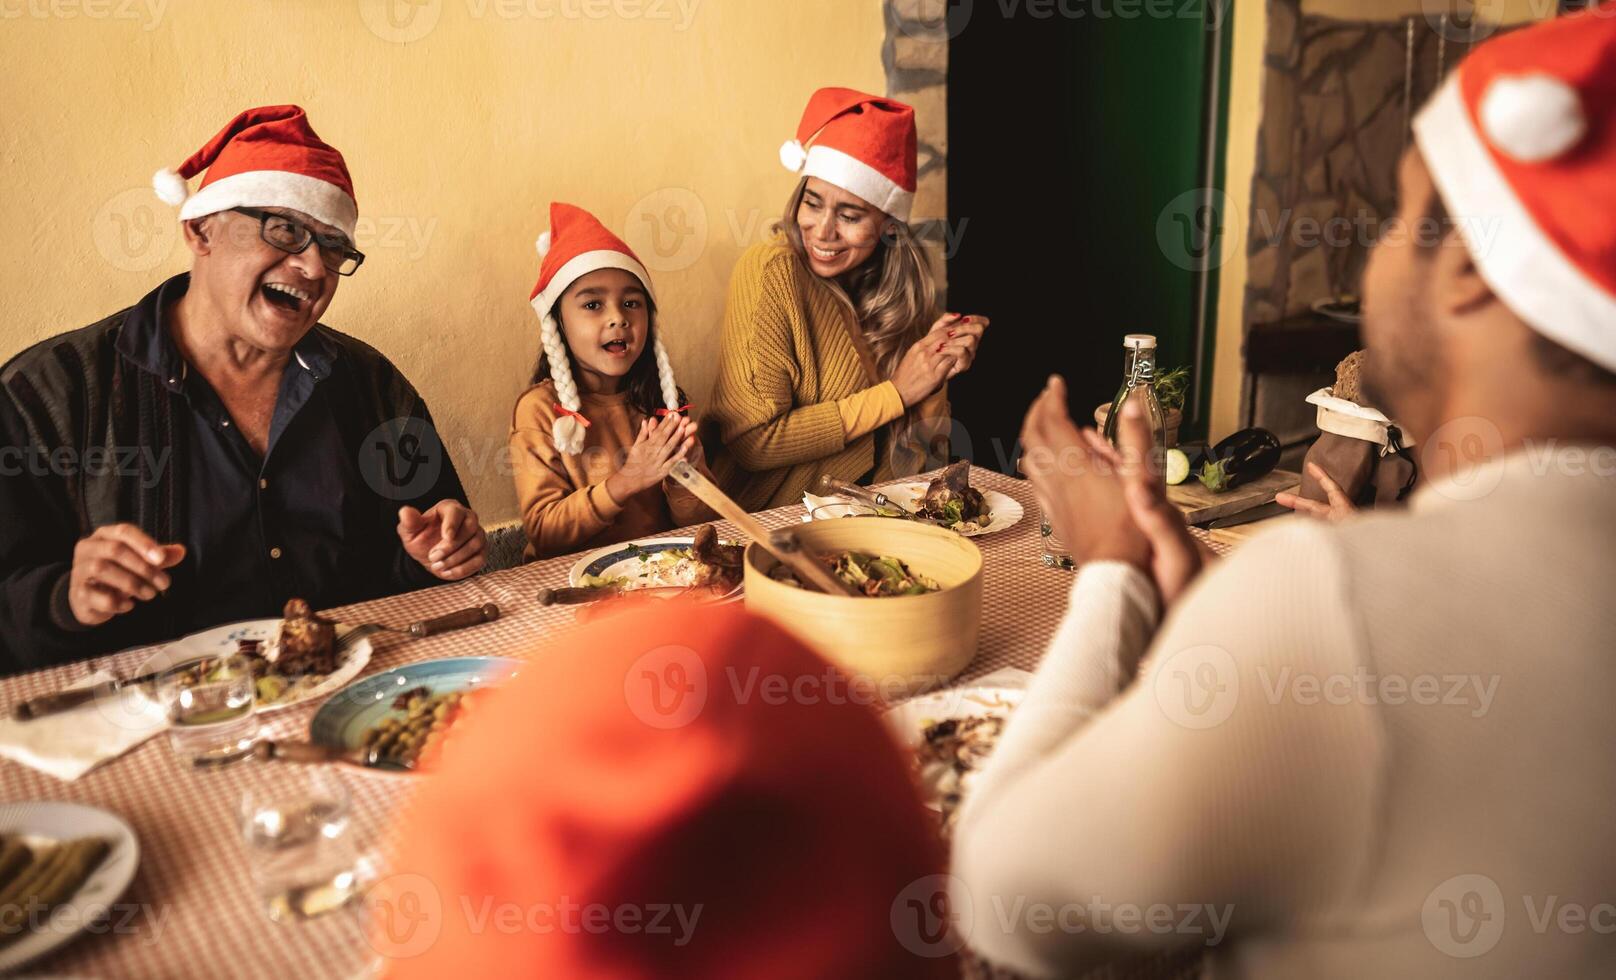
top-left (567, 537), bottom-right (743, 603)
top-left (309, 656), bottom-right (521, 769)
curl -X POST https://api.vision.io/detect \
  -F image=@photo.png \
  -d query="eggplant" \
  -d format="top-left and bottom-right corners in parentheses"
top-left (1175, 441), bottom-right (1212, 471)
top-left (1197, 428), bottom-right (1281, 493)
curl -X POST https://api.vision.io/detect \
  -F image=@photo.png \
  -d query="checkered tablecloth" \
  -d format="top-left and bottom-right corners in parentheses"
top-left (0, 467), bottom-right (1229, 979)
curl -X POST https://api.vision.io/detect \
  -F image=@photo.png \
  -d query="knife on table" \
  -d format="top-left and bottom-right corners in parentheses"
top-left (536, 585), bottom-right (624, 605)
top-left (10, 602), bottom-right (502, 722)
top-left (337, 603), bottom-right (502, 651)
top-left (8, 666), bottom-right (170, 722)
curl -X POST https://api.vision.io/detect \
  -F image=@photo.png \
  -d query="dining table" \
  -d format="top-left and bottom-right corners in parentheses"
top-left (0, 466), bottom-right (1233, 979)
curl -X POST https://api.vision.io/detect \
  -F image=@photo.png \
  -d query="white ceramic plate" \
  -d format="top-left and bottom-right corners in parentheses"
top-left (138, 618), bottom-right (372, 714)
top-left (807, 485), bottom-right (1025, 537)
top-left (884, 686), bottom-right (1027, 816)
top-left (883, 685), bottom-right (1026, 751)
top-left (567, 537), bottom-right (744, 603)
top-left (0, 801), bottom-right (141, 973)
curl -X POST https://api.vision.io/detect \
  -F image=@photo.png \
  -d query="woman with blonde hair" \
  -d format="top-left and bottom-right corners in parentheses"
top-left (708, 87), bottom-right (988, 510)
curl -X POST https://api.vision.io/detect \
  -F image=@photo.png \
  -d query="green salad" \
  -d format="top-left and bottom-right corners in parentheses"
top-left (834, 552), bottom-right (940, 596)
top-left (771, 551), bottom-right (941, 597)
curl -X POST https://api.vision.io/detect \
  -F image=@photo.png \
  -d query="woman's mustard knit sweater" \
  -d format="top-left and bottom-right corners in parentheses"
top-left (708, 238), bottom-right (949, 511)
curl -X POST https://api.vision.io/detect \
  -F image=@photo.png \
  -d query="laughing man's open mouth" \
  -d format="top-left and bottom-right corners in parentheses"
top-left (262, 281), bottom-right (313, 312)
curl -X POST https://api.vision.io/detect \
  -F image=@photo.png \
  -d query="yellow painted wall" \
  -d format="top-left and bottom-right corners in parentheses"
top-left (1302, 0), bottom-right (1547, 21)
top-left (1208, 0), bottom-right (1266, 440)
top-left (0, 0), bottom-right (887, 522)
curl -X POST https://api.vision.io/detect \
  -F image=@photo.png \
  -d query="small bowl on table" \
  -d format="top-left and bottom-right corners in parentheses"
top-left (742, 517), bottom-right (984, 699)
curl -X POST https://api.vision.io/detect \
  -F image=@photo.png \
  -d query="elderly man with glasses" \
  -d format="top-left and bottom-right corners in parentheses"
top-left (0, 106), bottom-right (486, 675)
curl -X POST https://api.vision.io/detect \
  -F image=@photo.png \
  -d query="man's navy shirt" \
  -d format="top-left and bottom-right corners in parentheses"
top-left (0, 274), bottom-right (468, 673)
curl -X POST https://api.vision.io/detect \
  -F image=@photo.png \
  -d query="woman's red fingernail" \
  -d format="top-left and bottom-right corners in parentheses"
top-left (947, 330), bottom-right (956, 337)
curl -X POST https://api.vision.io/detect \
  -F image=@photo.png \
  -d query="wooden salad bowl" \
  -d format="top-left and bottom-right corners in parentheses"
top-left (743, 517), bottom-right (984, 698)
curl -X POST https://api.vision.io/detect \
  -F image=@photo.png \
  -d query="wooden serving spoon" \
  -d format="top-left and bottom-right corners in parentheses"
top-left (667, 461), bottom-right (855, 596)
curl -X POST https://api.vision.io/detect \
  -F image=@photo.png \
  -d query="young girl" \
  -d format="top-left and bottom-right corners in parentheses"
top-left (707, 87), bottom-right (989, 511)
top-left (510, 202), bottom-right (712, 560)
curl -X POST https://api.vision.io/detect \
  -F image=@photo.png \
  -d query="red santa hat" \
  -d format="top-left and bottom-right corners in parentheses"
top-left (381, 602), bottom-right (951, 980)
top-left (151, 105), bottom-right (358, 240)
top-left (529, 202), bottom-right (683, 455)
top-left (779, 87), bottom-right (918, 222)
top-left (1413, 10), bottom-right (1616, 373)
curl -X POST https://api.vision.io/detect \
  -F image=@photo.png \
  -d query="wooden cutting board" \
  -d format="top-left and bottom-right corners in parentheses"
top-left (1168, 469), bottom-right (1301, 524)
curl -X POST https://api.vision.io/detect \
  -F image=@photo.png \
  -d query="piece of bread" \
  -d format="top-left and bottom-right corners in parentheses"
top-left (1333, 350), bottom-right (1365, 405)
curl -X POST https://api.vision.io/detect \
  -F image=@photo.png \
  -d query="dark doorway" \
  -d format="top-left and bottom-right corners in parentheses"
top-left (945, 0), bottom-right (1232, 473)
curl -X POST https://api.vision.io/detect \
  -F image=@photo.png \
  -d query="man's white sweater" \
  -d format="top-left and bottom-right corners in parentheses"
top-left (954, 445), bottom-right (1616, 978)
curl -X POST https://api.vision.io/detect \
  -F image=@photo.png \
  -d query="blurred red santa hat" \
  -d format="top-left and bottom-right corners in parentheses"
top-left (1414, 9), bottom-right (1616, 372)
top-left (378, 601), bottom-right (954, 980)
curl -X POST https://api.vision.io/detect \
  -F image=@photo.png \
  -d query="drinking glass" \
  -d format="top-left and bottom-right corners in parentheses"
top-left (157, 653), bottom-right (259, 766)
top-left (1039, 506), bottom-right (1076, 570)
top-left (240, 770), bottom-right (361, 922)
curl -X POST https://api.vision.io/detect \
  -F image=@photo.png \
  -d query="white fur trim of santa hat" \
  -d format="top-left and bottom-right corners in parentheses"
top-left (530, 249), bottom-right (657, 321)
top-left (1415, 76), bottom-right (1616, 373)
top-left (174, 169), bottom-right (359, 240)
top-left (800, 145), bottom-right (914, 222)
top-left (1479, 73), bottom-right (1587, 164)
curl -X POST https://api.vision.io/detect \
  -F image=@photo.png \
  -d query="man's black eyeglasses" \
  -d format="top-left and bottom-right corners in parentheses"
top-left (230, 207), bottom-right (365, 277)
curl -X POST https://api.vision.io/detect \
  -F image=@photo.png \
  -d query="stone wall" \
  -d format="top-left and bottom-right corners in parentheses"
top-left (885, 0), bottom-right (950, 291)
top-left (1235, 2), bottom-right (1518, 454)
top-left (1243, 2), bottom-right (1488, 326)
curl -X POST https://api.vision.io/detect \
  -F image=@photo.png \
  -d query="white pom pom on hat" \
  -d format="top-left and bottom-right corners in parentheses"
top-left (1480, 73), bottom-right (1587, 163)
top-left (152, 167), bottom-right (190, 206)
top-left (536, 230), bottom-right (552, 258)
top-left (779, 139), bottom-right (808, 173)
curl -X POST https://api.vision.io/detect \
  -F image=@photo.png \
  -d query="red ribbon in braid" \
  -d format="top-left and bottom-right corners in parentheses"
top-left (552, 404), bottom-right (592, 428)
